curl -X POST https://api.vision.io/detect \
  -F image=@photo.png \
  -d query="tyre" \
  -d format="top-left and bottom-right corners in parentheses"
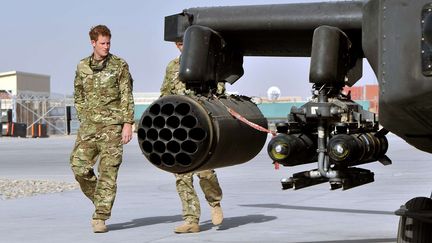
top-left (397, 197), bottom-right (432, 243)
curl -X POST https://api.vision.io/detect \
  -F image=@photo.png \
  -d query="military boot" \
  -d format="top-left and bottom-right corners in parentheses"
top-left (91, 219), bottom-right (108, 233)
top-left (174, 222), bottom-right (200, 233)
top-left (211, 204), bottom-right (223, 225)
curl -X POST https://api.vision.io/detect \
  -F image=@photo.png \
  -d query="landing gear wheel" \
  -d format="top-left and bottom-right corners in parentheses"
top-left (397, 197), bottom-right (432, 243)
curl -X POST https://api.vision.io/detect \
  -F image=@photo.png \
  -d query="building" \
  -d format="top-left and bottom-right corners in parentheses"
top-left (343, 84), bottom-right (379, 113)
top-left (0, 71), bottom-right (50, 95)
top-left (0, 71), bottom-right (51, 136)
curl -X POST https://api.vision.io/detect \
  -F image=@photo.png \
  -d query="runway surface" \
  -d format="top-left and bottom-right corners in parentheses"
top-left (1, 133), bottom-right (431, 243)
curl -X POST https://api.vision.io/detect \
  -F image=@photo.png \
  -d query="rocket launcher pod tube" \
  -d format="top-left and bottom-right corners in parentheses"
top-left (138, 95), bottom-right (268, 173)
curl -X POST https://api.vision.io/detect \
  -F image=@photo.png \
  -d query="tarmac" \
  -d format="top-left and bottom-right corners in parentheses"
top-left (1, 133), bottom-right (432, 243)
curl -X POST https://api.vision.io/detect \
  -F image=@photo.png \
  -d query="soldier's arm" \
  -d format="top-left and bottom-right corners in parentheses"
top-left (73, 68), bottom-right (86, 122)
top-left (160, 61), bottom-right (176, 96)
top-left (119, 62), bottom-right (135, 125)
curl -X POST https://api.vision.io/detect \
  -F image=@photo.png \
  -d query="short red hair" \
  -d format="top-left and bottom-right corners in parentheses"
top-left (89, 25), bottom-right (111, 41)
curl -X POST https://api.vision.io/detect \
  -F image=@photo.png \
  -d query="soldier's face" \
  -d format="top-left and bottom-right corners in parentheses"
top-left (176, 42), bottom-right (183, 52)
top-left (92, 35), bottom-right (111, 60)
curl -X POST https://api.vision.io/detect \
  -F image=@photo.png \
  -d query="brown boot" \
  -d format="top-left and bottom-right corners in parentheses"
top-left (91, 219), bottom-right (108, 233)
top-left (174, 222), bottom-right (200, 233)
top-left (211, 204), bottom-right (223, 225)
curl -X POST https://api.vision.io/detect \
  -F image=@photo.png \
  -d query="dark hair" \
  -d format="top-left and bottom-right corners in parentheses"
top-left (89, 25), bottom-right (111, 41)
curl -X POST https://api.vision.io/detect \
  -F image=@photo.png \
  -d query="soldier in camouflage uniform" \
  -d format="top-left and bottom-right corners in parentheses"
top-left (161, 41), bottom-right (224, 234)
top-left (70, 25), bottom-right (134, 233)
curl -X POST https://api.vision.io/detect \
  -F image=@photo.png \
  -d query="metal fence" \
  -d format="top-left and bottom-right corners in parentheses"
top-left (0, 91), bottom-right (79, 136)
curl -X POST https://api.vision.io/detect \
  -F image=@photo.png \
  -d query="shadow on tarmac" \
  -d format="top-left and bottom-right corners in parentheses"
top-left (241, 204), bottom-right (394, 215)
top-left (295, 239), bottom-right (396, 243)
top-left (108, 214), bottom-right (277, 232)
top-left (108, 214), bottom-right (183, 231)
top-left (199, 214), bottom-right (277, 231)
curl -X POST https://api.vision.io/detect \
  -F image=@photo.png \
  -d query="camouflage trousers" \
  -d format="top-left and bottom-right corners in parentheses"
top-left (175, 170), bottom-right (223, 224)
top-left (70, 123), bottom-right (123, 220)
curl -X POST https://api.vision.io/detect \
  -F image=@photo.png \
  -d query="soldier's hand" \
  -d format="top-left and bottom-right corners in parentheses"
top-left (122, 123), bottom-right (133, 144)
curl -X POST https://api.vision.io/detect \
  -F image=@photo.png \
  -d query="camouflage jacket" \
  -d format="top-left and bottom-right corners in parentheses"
top-left (160, 56), bottom-right (225, 96)
top-left (73, 54), bottom-right (134, 125)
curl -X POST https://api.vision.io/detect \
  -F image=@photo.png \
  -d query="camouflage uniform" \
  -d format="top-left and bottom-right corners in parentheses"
top-left (161, 56), bottom-right (224, 224)
top-left (160, 57), bottom-right (225, 96)
top-left (70, 54), bottom-right (134, 220)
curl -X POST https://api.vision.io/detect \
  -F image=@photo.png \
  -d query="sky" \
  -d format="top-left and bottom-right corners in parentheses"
top-left (0, 0), bottom-right (377, 99)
